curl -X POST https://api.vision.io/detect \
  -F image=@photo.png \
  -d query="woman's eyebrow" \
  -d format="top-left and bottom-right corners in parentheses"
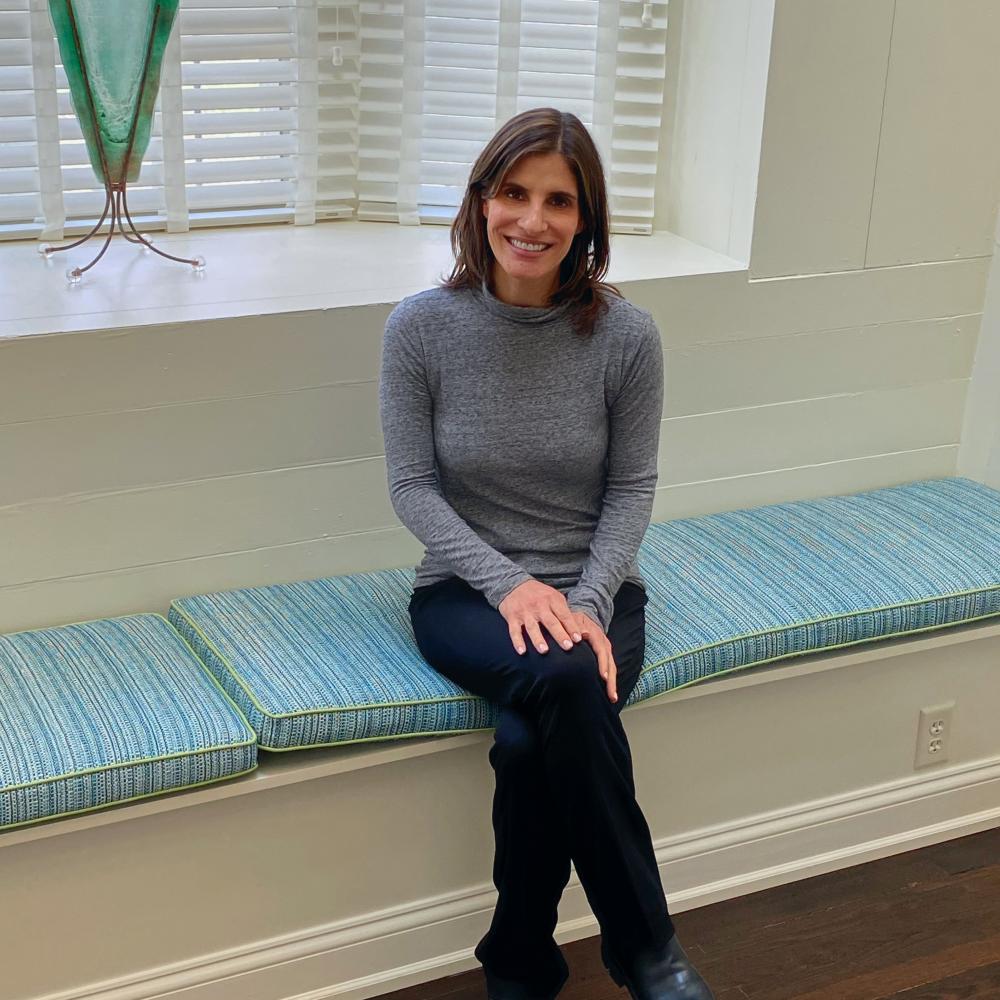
top-left (502, 181), bottom-right (577, 201)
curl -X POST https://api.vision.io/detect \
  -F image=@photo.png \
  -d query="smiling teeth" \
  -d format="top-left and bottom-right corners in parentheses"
top-left (510, 238), bottom-right (548, 251)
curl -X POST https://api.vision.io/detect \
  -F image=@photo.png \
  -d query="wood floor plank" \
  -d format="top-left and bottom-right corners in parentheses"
top-left (888, 959), bottom-right (1000, 998)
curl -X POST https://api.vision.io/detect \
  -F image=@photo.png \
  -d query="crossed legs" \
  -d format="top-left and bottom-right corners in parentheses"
top-left (408, 577), bottom-right (675, 994)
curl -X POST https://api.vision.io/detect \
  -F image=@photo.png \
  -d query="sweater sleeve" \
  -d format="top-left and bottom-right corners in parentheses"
top-left (564, 314), bottom-right (664, 632)
top-left (378, 305), bottom-right (534, 609)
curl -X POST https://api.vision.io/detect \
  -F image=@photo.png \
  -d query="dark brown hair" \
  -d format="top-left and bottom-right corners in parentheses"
top-left (438, 107), bottom-right (622, 338)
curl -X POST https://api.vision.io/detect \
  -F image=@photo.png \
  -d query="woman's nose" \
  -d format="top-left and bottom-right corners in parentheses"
top-left (519, 202), bottom-right (546, 232)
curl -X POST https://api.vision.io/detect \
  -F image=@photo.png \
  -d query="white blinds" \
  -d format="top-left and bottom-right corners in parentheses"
top-left (1, 0), bottom-right (668, 240)
top-left (178, 0), bottom-right (305, 224)
top-left (315, 0), bottom-right (359, 221)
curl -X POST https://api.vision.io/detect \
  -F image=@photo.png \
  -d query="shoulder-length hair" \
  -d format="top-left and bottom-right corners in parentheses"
top-left (438, 107), bottom-right (623, 338)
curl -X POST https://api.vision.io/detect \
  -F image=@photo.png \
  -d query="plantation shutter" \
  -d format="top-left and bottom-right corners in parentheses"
top-left (607, 1), bottom-right (668, 234)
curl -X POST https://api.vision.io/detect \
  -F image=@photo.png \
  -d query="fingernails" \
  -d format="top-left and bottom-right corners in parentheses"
top-left (572, 633), bottom-right (581, 642)
top-left (517, 645), bottom-right (525, 654)
top-left (562, 639), bottom-right (572, 649)
top-left (537, 643), bottom-right (547, 652)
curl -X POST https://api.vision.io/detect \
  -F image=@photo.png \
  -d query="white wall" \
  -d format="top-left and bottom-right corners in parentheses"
top-left (751, 0), bottom-right (1000, 277)
top-left (959, 216), bottom-right (1000, 488)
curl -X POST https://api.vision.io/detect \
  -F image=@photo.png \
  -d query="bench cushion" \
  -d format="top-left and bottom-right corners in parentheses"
top-left (0, 614), bottom-right (258, 831)
top-left (635, 475), bottom-right (1000, 700)
top-left (168, 476), bottom-right (1000, 752)
top-left (169, 569), bottom-right (473, 751)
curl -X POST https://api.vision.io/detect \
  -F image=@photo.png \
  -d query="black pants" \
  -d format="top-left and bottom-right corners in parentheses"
top-left (408, 576), bottom-right (675, 994)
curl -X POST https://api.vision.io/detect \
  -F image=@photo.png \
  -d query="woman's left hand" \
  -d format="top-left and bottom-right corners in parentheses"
top-left (571, 611), bottom-right (618, 703)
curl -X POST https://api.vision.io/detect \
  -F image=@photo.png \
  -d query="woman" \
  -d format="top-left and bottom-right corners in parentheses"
top-left (378, 108), bottom-right (714, 1000)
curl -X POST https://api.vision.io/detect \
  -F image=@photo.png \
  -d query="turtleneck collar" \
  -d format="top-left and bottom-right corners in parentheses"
top-left (474, 277), bottom-right (574, 326)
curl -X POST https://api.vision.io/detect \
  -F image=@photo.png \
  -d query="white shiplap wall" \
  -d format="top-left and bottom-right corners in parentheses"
top-left (750, 0), bottom-right (1000, 277)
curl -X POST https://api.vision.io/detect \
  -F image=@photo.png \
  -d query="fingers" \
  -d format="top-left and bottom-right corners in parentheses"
top-left (595, 639), bottom-right (618, 702)
top-left (500, 580), bottom-right (580, 656)
top-left (510, 609), bottom-right (619, 703)
top-left (500, 588), bottom-right (614, 705)
top-left (524, 619), bottom-right (549, 654)
top-left (527, 612), bottom-right (581, 654)
top-left (507, 621), bottom-right (527, 655)
top-left (562, 611), bottom-right (583, 644)
top-left (540, 613), bottom-right (576, 652)
top-left (574, 616), bottom-right (618, 704)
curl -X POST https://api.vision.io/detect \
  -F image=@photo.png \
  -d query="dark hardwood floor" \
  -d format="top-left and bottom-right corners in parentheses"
top-left (379, 826), bottom-right (1000, 1000)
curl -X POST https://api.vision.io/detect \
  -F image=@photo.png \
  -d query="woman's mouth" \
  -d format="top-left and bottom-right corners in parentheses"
top-left (505, 235), bottom-right (551, 255)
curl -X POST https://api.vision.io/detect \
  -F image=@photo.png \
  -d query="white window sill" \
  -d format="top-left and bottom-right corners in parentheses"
top-left (0, 221), bottom-right (745, 339)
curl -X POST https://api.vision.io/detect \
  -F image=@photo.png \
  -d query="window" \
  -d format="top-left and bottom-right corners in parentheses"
top-left (0, 0), bottom-right (668, 241)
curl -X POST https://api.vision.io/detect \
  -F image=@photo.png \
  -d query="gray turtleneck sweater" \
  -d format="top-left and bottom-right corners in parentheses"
top-left (378, 280), bottom-right (664, 633)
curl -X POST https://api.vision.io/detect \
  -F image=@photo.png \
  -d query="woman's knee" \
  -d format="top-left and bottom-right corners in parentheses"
top-left (490, 707), bottom-right (541, 769)
top-left (523, 643), bottom-right (606, 706)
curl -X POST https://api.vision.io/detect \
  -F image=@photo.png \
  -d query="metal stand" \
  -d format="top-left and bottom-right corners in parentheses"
top-left (38, 0), bottom-right (204, 282)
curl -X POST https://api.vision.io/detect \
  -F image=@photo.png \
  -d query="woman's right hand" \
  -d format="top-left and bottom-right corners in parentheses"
top-left (499, 579), bottom-right (581, 655)
top-left (498, 580), bottom-right (618, 702)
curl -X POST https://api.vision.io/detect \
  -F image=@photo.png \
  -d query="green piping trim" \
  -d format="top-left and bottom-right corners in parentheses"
top-left (0, 613), bottom-right (257, 795)
top-left (0, 735), bottom-right (256, 794)
top-left (0, 762), bottom-right (259, 834)
top-left (170, 583), bottom-right (1000, 721)
top-left (171, 603), bottom-right (486, 717)
top-left (634, 584), bottom-right (1000, 686)
top-left (634, 606), bottom-right (1000, 705)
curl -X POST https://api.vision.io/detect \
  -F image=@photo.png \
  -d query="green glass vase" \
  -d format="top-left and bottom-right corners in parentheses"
top-left (47, 0), bottom-right (180, 185)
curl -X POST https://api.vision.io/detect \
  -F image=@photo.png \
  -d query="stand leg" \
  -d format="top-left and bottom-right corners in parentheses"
top-left (120, 182), bottom-right (204, 269)
top-left (39, 183), bottom-right (112, 256)
top-left (41, 181), bottom-right (206, 282)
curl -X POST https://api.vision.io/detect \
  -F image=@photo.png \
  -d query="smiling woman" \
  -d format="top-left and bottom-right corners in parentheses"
top-left (480, 153), bottom-right (585, 307)
top-left (378, 108), bottom-right (715, 998)
top-left (438, 106), bottom-right (622, 340)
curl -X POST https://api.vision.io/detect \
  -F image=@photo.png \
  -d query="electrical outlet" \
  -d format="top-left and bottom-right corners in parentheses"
top-left (914, 701), bottom-right (954, 769)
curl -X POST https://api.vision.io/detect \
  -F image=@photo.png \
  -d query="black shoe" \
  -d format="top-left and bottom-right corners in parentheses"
top-left (602, 933), bottom-right (715, 1000)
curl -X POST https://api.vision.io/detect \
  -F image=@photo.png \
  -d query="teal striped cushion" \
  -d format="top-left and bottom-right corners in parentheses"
top-left (635, 476), bottom-right (1000, 701)
top-left (169, 570), bottom-right (477, 751)
top-left (168, 476), bottom-right (1000, 752)
top-left (0, 614), bottom-right (258, 831)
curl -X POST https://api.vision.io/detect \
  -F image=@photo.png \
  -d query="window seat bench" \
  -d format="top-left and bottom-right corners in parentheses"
top-left (2, 475), bottom-right (998, 833)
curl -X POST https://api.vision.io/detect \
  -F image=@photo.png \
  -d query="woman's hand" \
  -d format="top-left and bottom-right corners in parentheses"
top-left (574, 611), bottom-right (618, 703)
top-left (498, 580), bottom-right (618, 703)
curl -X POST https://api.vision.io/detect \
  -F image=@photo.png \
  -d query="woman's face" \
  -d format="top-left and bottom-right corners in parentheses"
top-left (480, 151), bottom-right (586, 304)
